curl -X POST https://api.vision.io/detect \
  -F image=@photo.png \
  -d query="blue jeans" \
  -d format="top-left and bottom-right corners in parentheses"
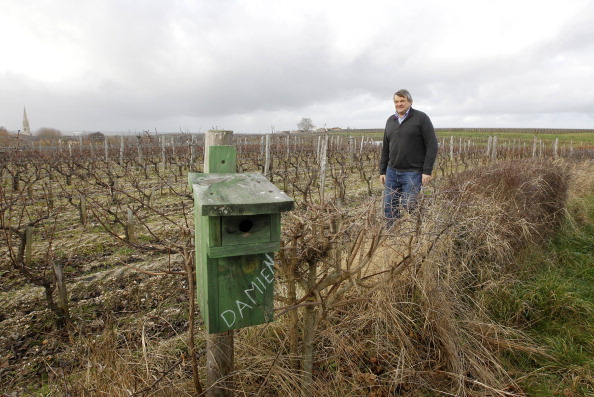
top-left (383, 167), bottom-right (422, 226)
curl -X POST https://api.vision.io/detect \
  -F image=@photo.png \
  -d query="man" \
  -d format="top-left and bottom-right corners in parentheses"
top-left (379, 89), bottom-right (438, 226)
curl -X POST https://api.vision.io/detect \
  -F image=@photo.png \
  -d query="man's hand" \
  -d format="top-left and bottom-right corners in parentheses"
top-left (422, 174), bottom-right (432, 185)
top-left (380, 175), bottom-right (386, 185)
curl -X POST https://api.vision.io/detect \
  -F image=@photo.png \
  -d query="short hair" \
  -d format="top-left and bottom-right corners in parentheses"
top-left (394, 89), bottom-right (412, 102)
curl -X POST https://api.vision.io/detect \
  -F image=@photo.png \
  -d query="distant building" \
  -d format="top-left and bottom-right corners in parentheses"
top-left (21, 107), bottom-right (31, 135)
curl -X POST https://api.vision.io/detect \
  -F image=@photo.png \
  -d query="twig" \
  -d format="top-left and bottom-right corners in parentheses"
top-left (128, 357), bottom-right (183, 397)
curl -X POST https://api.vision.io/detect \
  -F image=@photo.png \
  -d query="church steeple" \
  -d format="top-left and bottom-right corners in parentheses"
top-left (22, 107), bottom-right (31, 135)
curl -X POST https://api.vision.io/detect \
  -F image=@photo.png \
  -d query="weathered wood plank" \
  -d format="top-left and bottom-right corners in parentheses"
top-left (221, 214), bottom-right (271, 246)
top-left (190, 172), bottom-right (294, 216)
top-left (207, 253), bottom-right (276, 333)
top-left (208, 242), bottom-right (280, 259)
top-left (206, 146), bottom-right (236, 173)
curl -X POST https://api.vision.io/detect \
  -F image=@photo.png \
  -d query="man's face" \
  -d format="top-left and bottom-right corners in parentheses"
top-left (394, 95), bottom-right (412, 116)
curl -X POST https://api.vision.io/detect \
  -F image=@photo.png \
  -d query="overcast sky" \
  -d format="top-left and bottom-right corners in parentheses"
top-left (1, 0), bottom-right (593, 134)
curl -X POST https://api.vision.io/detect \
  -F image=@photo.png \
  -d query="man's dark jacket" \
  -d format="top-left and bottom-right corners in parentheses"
top-left (379, 108), bottom-right (438, 176)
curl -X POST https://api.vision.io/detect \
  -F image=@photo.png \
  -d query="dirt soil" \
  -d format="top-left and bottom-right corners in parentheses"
top-left (0, 231), bottom-right (193, 394)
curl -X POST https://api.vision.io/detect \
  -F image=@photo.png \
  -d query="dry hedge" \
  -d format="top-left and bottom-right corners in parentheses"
top-left (277, 159), bottom-right (571, 396)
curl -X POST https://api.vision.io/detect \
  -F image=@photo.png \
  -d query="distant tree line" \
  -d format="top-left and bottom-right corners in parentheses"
top-left (434, 127), bottom-right (594, 134)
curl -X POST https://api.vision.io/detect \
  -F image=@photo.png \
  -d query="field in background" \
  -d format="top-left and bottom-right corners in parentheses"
top-left (435, 130), bottom-right (594, 144)
top-left (322, 128), bottom-right (594, 144)
top-left (1, 131), bottom-right (593, 396)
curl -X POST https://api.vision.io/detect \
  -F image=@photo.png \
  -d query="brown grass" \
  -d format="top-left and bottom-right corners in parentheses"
top-left (2, 159), bottom-right (574, 396)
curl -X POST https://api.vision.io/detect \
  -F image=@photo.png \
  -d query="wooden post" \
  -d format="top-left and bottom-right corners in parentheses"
top-left (119, 137), bottom-right (125, 166)
top-left (137, 136), bottom-right (143, 163)
top-left (104, 139), bottom-right (109, 162)
top-left (46, 182), bottom-right (54, 210)
top-left (79, 196), bottom-right (88, 226)
top-left (264, 134), bottom-right (271, 177)
top-left (125, 208), bottom-right (136, 243)
top-left (190, 135), bottom-right (196, 171)
top-left (53, 261), bottom-right (70, 326)
top-left (491, 136), bottom-right (498, 161)
top-left (286, 134), bottom-right (290, 155)
top-left (12, 169), bottom-right (20, 191)
top-left (319, 133), bottom-right (328, 203)
top-left (112, 178), bottom-right (119, 202)
top-left (348, 136), bottom-right (354, 167)
top-left (168, 175), bottom-right (174, 194)
top-left (148, 188), bottom-right (156, 207)
top-left (316, 135), bottom-right (322, 160)
top-left (190, 130), bottom-right (293, 397)
top-left (553, 138), bottom-right (559, 158)
top-left (204, 129), bottom-right (235, 397)
top-left (25, 227), bottom-right (33, 266)
top-left (449, 136), bottom-right (454, 161)
top-left (161, 136), bottom-right (167, 171)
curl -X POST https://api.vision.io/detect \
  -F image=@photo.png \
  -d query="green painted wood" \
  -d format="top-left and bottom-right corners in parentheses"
top-left (270, 213), bottom-right (281, 243)
top-left (221, 214), bottom-right (271, 246)
top-left (207, 253), bottom-right (275, 333)
top-left (189, 172), bottom-right (294, 216)
top-left (189, 144), bottom-right (293, 334)
top-left (208, 216), bottom-right (222, 248)
top-left (208, 242), bottom-right (280, 259)
top-left (207, 146), bottom-right (236, 173)
top-left (194, 211), bottom-right (209, 326)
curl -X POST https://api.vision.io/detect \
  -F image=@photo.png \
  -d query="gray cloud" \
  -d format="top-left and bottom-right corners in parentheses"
top-left (1, 0), bottom-right (593, 133)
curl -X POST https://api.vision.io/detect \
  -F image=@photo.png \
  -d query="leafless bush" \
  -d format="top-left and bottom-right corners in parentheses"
top-left (442, 159), bottom-right (569, 268)
top-left (243, 159), bottom-right (571, 396)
